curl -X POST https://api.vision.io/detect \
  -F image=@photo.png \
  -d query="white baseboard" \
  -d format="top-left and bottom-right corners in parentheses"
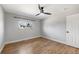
top-left (0, 36), bottom-right (41, 53)
top-left (5, 36), bottom-right (41, 45)
top-left (3, 35), bottom-right (79, 53)
top-left (0, 44), bottom-right (5, 53)
top-left (42, 36), bottom-right (79, 48)
top-left (42, 36), bottom-right (66, 44)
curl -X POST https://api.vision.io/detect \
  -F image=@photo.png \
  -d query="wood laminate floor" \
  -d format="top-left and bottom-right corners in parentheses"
top-left (2, 37), bottom-right (79, 54)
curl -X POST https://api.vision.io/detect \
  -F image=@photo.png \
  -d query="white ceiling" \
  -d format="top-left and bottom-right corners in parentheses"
top-left (1, 4), bottom-right (79, 20)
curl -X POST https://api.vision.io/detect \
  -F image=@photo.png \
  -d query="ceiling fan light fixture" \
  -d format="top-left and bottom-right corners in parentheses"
top-left (35, 4), bottom-right (52, 16)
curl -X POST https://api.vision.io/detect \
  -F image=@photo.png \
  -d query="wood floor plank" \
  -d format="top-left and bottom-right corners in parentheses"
top-left (1, 37), bottom-right (79, 54)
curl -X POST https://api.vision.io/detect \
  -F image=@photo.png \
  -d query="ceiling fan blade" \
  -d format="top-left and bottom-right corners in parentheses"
top-left (43, 12), bottom-right (52, 15)
top-left (35, 13), bottom-right (41, 16)
top-left (38, 4), bottom-right (41, 10)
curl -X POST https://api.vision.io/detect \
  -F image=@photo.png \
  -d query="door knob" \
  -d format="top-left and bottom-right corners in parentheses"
top-left (66, 31), bottom-right (69, 33)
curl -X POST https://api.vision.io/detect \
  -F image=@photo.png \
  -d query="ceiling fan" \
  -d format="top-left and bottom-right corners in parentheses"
top-left (35, 4), bottom-right (52, 16)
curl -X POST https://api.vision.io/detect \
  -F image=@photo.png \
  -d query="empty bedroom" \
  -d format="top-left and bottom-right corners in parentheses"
top-left (0, 4), bottom-right (79, 54)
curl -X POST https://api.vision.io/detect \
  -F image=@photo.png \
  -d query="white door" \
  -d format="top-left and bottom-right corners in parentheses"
top-left (66, 14), bottom-right (79, 48)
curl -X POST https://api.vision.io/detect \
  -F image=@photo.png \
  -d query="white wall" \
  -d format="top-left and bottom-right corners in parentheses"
top-left (0, 6), bottom-right (4, 52)
top-left (5, 12), bottom-right (41, 44)
top-left (4, 12), bottom-right (66, 44)
top-left (41, 14), bottom-right (66, 42)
